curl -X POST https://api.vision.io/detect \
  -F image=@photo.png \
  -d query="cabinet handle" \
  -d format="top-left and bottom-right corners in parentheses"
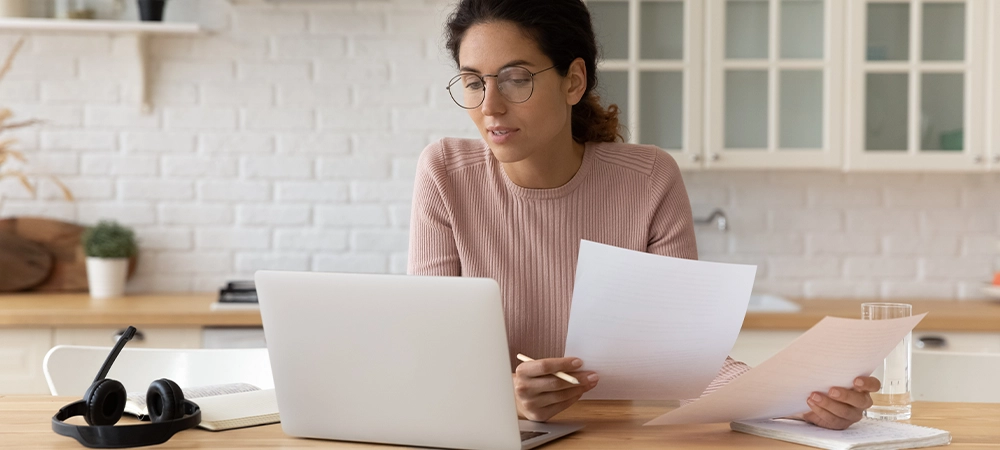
top-left (974, 155), bottom-right (985, 164)
top-left (114, 328), bottom-right (144, 343)
top-left (710, 153), bottom-right (720, 162)
top-left (692, 154), bottom-right (703, 162)
top-left (993, 155), bottom-right (1000, 164)
top-left (915, 336), bottom-right (947, 349)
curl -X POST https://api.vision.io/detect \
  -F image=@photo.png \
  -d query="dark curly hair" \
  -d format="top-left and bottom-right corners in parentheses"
top-left (445, 0), bottom-right (624, 143)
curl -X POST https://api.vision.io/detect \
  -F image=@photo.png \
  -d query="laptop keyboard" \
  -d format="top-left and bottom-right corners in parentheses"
top-left (520, 431), bottom-right (548, 441)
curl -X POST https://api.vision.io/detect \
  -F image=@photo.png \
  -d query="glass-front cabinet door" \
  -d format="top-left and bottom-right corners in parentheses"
top-left (990, 0), bottom-right (1000, 171)
top-left (706, 0), bottom-right (844, 169)
top-left (847, 0), bottom-right (988, 171)
top-left (588, 0), bottom-right (704, 170)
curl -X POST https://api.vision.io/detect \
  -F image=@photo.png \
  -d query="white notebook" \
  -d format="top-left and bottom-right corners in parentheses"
top-left (731, 418), bottom-right (951, 450)
top-left (193, 388), bottom-right (280, 431)
top-left (125, 383), bottom-right (279, 431)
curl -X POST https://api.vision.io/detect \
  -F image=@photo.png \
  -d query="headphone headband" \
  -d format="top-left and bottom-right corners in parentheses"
top-left (50, 326), bottom-right (202, 448)
top-left (52, 400), bottom-right (201, 449)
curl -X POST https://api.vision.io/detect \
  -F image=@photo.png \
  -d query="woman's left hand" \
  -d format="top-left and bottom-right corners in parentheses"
top-left (802, 376), bottom-right (881, 430)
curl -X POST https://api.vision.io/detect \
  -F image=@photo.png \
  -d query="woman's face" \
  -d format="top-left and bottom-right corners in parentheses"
top-left (457, 21), bottom-right (584, 164)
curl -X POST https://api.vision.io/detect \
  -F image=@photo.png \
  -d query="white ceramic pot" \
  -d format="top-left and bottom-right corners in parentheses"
top-left (86, 257), bottom-right (129, 299)
top-left (0, 0), bottom-right (30, 18)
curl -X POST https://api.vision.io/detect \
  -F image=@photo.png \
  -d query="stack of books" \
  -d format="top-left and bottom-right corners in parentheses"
top-left (212, 281), bottom-right (258, 310)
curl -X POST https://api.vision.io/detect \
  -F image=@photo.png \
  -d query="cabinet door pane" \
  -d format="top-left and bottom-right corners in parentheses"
top-left (780, 0), bottom-right (824, 59)
top-left (726, 0), bottom-right (769, 59)
top-left (865, 73), bottom-right (908, 151)
top-left (599, 70), bottom-right (630, 130)
top-left (922, 3), bottom-right (965, 61)
top-left (640, 71), bottom-right (683, 149)
top-left (640, 1), bottom-right (684, 60)
top-left (591, 2), bottom-right (630, 60)
top-left (725, 70), bottom-right (768, 148)
top-left (779, 70), bottom-right (823, 149)
top-left (920, 73), bottom-right (964, 151)
top-left (867, 3), bottom-right (910, 61)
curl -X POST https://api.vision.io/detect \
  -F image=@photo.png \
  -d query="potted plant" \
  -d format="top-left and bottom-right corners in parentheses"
top-left (82, 220), bottom-right (138, 299)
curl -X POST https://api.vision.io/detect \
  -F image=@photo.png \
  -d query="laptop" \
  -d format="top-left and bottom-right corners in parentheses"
top-left (254, 270), bottom-right (584, 450)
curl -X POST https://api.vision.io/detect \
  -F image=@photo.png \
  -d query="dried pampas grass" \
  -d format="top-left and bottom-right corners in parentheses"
top-left (0, 37), bottom-right (74, 205)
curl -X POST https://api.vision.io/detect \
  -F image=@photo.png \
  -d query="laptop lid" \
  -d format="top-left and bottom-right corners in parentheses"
top-left (255, 270), bottom-right (524, 450)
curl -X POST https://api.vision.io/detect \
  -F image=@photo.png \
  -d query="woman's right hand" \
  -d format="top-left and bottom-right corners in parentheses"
top-left (513, 357), bottom-right (599, 422)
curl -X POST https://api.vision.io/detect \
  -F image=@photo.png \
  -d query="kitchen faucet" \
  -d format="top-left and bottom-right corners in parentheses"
top-left (695, 208), bottom-right (728, 232)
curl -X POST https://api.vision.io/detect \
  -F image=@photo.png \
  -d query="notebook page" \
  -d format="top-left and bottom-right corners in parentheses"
top-left (195, 388), bottom-right (279, 425)
top-left (564, 240), bottom-right (756, 400)
top-left (125, 382), bottom-right (261, 418)
top-left (646, 314), bottom-right (926, 425)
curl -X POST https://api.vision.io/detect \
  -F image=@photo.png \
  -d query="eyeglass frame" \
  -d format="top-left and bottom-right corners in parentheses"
top-left (445, 64), bottom-right (559, 110)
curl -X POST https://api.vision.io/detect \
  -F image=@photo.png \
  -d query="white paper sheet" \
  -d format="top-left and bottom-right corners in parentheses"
top-left (563, 240), bottom-right (757, 400)
top-left (645, 313), bottom-right (927, 426)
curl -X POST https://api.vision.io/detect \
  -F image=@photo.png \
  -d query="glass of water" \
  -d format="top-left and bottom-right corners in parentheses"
top-left (861, 302), bottom-right (912, 421)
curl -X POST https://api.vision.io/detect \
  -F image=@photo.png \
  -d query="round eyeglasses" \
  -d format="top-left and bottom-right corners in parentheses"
top-left (446, 65), bottom-right (557, 109)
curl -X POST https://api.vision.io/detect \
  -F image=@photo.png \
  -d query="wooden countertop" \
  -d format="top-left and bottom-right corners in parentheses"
top-left (3, 396), bottom-right (997, 449)
top-left (2, 293), bottom-right (999, 331)
top-left (744, 299), bottom-right (1000, 331)
top-left (0, 293), bottom-right (261, 327)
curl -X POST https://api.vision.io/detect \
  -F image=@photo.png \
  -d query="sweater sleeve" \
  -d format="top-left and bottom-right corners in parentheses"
top-left (680, 357), bottom-right (753, 405)
top-left (407, 142), bottom-right (461, 276)
top-left (645, 150), bottom-right (698, 260)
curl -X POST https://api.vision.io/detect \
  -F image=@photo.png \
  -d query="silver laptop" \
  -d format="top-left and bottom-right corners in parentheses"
top-left (255, 270), bottom-right (583, 450)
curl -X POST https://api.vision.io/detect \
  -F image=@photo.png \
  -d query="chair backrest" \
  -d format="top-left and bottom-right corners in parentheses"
top-left (43, 345), bottom-right (274, 396)
top-left (912, 350), bottom-right (1000, 403)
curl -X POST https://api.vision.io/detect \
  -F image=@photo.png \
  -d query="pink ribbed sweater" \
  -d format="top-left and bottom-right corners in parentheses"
top-left (407, 137), bottom-right (749, 396)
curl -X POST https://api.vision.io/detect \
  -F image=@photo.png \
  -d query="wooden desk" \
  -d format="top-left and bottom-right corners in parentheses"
top-left (3, 396), bottom-right (997, 449)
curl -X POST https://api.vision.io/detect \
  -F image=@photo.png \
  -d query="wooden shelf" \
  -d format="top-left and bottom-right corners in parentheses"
top-left (0, 18), bottom-right (204, 113)
top-left (0, 17), bottom-right (199, 34)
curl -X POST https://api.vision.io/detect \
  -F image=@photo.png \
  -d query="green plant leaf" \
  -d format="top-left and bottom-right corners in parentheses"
top-left (82, 220), bottom-right (138, 258)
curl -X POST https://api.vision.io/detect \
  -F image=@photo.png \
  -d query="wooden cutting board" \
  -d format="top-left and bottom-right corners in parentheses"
top-left (0, 217), bottom-right (137, 292)
top-left (0, 231), bottom-right (53, 291)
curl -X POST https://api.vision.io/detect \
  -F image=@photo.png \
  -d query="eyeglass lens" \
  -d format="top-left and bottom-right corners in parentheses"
top-left (448, 66), bottom-right (536, 109)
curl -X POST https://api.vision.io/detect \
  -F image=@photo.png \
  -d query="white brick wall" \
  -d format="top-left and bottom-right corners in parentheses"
top-left (1, 0), bottom-right (998, 301)
top-left (695, 171), bottom-right (1000, 300)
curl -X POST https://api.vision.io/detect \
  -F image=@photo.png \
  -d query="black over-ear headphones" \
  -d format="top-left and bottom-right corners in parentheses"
top-left (51, 326), bottom-right (202, 448)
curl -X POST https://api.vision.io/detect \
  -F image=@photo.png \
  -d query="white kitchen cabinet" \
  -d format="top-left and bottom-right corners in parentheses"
top-left (912, 331), bottom-right (1000, 353)
top-left (989, 0), bottom-right (1000, 170)
top-left (0, 326), bottom-right (201, 395)
top-left (202, 327), bottom-right (267, 349)
top-left (705, 0), bottom-right (845, 169)
top-left (0, 328), bottom-right (53, 395)
top-left (588, 0), bottom-right (1000, 171)
top-left (589, 0), bottom-right (705, 170)
top-left (730, 329), bottom-right (1000, 368)
top-left (53, 327), bottom-right (202, 348)
top-left (846, 0), bottom-right (990, 171)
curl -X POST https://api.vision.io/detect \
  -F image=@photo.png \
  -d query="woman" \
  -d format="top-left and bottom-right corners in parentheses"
top-left (408, 0), bottom-right (877, 430)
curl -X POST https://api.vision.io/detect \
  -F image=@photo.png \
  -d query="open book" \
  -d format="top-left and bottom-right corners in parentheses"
top-left (126, 383), bottom-right (279, 431)
top-left (731, 418), bottom-right (952, 450)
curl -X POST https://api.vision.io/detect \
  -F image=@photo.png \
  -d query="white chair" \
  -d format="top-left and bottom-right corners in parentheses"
top-left (43, 345), bottom-right (274, 396)
top-left (912, 350), bottom-right (1000, 403)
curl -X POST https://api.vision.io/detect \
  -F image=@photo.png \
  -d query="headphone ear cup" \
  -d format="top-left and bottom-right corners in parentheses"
top-left (146, 378), bottom-right (185, 423)
top-left (82, 378), bottom-right (126, 426)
